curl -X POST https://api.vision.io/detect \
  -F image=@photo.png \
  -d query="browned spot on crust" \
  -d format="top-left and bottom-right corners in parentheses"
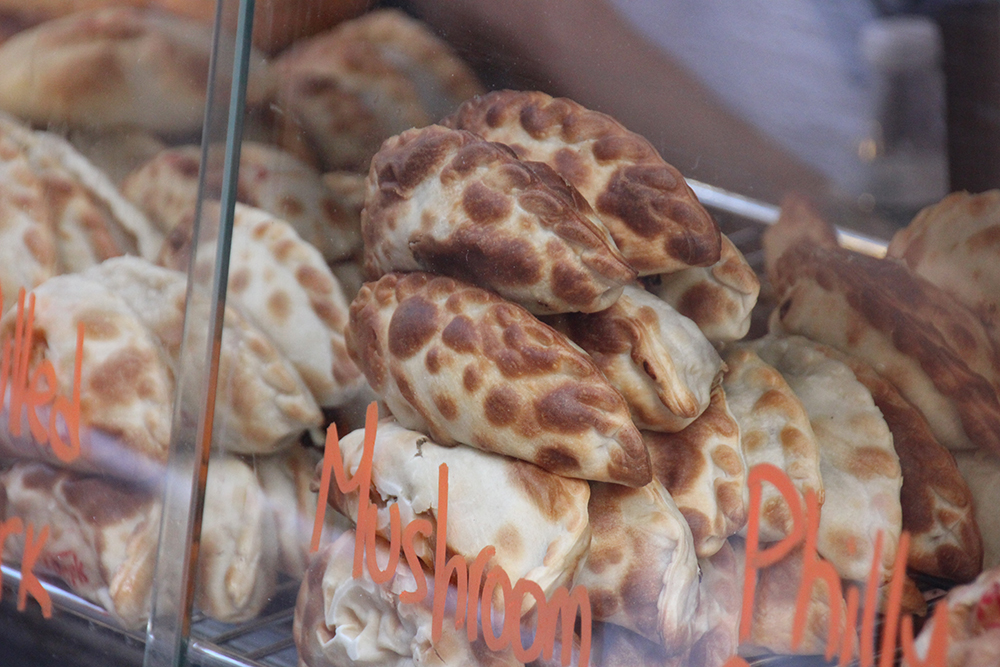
top-left (267, 290), bottom-right (292, 322)
top-left (535, 383), bottom-right (617, 434)
top-left (463, 365), bottom-right (481, 393)
top-left (88, 347), bottom-right (157, 405)
top-left (535, 446), bottom-right (581, 474)
top-left (762, 496), bottom-right (793, 535)
top-left (411, 228), bottom-right (542, 288)
top-left (461, 181), bottom-right (512, 223)
top-left (441, 315), bottom-right (477, 353)
top-left (507, 459), bottom-right (581, 521)
top-left (433, 393), bottom-right (458, 420)
top-left (296, 265), bottom-right (334, 294)
top-left (425, 347), bottom-right (442, 374)
top-left (387, 296), bottom-right (438, 359)
top-left (62, 477), bottom-right (150, 527)
top-left (278, 195), bottom-right (305, 219)
top-left (494, 523), bottom-right (523, 561)
top-left (590, 589), bottom-right (620, 618)
top-left (230, 268), bottom-right (251, 293)
top-left (483, 385), bottom-right (519, 426)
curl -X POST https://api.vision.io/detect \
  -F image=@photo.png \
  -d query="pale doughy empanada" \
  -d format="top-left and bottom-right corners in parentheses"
top-left (444, 90), bottom-right (720, 275)
top-left (549, 284), bottom-right (724, 432)
top-left (574, 480), bottom-right (699, 651)
top-left (362, 125), bottom-right (636, 315)
top-left (816, 344), bottom-right (982, 583)
top-left (121, 142), bottom-right (362, 262)
top-left (643, 234), bottom-right (759, 342)
top-left (0, 274), bottom-right (174, 475)
top-left (721, 345), bottom-right (823, 543)
top-left (753, 334), bottom-right (902, 584)
top-left (645, 386), bottom-right (747, 557)
top-left (327, 419), bottom-right (591, 610)
top-left (771, 241), bottom-right (1000, 455)
top-left (0, 7), bottom-right (272, 133)
top-left (345, 272), bottom-right (651, 486)
top-left (159, 202), bottom-right (365, 408)
top-left (82, 257), bottom-right (322, 455)
top-left (294, 531), bottom-right (521, 667)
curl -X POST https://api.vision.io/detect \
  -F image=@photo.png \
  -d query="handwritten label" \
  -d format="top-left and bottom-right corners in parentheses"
top-left (2, 288), bottom-right (84, 462)
top-left (312, 403), bottom-right (591, 666)
top-left (310, 405), bottom-right (954, 666)
top-left (740, 463), bottom-right (949, 667)
top-left (0, 283), bottom-right (89, 619)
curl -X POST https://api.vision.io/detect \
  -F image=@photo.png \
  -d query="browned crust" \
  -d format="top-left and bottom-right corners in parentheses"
top-left (763, 193), bottom-right (838, 293)
top-left (774, 243), bottom-right (1000, 457)
top-left (444, 89), bottom-right (720, 274)
top-left (817, 347), bottom-right (983, 583)
top-left (345, 272), bottom-right (651, 486)
top-left (363, 125), bottom-right (636, 312)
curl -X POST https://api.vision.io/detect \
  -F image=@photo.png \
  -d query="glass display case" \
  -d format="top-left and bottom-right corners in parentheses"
top-left (0, 1), bottom-right (998, 666)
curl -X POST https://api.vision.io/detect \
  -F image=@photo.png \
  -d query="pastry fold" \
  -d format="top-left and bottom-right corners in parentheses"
top-left (444, 90), bottom-right (720, 275)
top-left (645, 386), bottom-right (747, 557)
top-left (643, 234), bottom-right (759, 342)
top-left (548, 284), bottom-right (724, 433)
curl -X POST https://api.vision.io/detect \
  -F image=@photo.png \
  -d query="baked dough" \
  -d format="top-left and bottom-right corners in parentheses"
top-left (444, 89), bottom-right (720, 275)
top-left (362, 125), bottom-right (636, 315)
top-left (345, 272), bottom-right (651, 486)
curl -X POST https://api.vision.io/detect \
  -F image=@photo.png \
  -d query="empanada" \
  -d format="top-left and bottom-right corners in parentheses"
top-left (887, 190), bottom-right (1000, 334)
top-left (816, 343), bottom-right (982, 583)
top-left (443, 89), bottom-right (720, 275)
top-left (0, 274), bottom-right (174, 477)
top-left (573, 480), bottom-right (699, 651)
top-left (294, 531), bottom-right (521, 667)
top-left (82, 256), bottom-right (322, 455)
top-left (327, 419), bottom-right (592, 609)
top-left (721, 345), bottom-right (823, 543)
top-left (771, 241), bottom-right (1000, 455)
top-left (753, 334), bottom-right (902, 584)
top-left (121, 142), bottom-right (362, 262)
top-left (362, 124), bottom-right (636, 315)
top-left (0, 7), bottom-right (273, 133)
top-left (159, 202), bottom-right (365, 408)
top-left (645, 386), bottom-right (747, 557)
top-left (642, 234), bottom-right (759, 342)
top-left (0, 461), bottom-right (160, 629)
top-left (549, 284), bottom-right (723, 432)
top-left (345, 272), bottom-right (651, 486)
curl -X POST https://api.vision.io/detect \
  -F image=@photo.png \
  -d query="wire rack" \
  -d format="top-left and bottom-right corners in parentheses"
top-left (0, 187), bottom-right (907, 667)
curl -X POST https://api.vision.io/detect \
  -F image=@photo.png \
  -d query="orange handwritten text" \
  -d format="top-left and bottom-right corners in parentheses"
top-left (0, 516), bottom-right (52, 618)
top-left (313, 403), bottom-right (592, 667)
top-left (1, 287), bottom-right (83, 463)
top-left (740, 463), bottom-right (949, 666)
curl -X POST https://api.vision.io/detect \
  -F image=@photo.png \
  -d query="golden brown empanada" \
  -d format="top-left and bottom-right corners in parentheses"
top-left (362, 124), bottom-right (636, 315)
top-left (770, 241), bottom-right (1000, 455)
top-left (82, 257), bottom-right (322, 455)
top-left (645, 386), bottom-right (747, 557)
top-left (444, 89), bottom-right (720, 275)
top-left (815, 343), bottom-right (982, 583)
top-left (549, 284), bottom-right (724, 432)
top-left (0, 7), bottom-right (272, 134)
top-left (345, 272), bottom-right (651, 486)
